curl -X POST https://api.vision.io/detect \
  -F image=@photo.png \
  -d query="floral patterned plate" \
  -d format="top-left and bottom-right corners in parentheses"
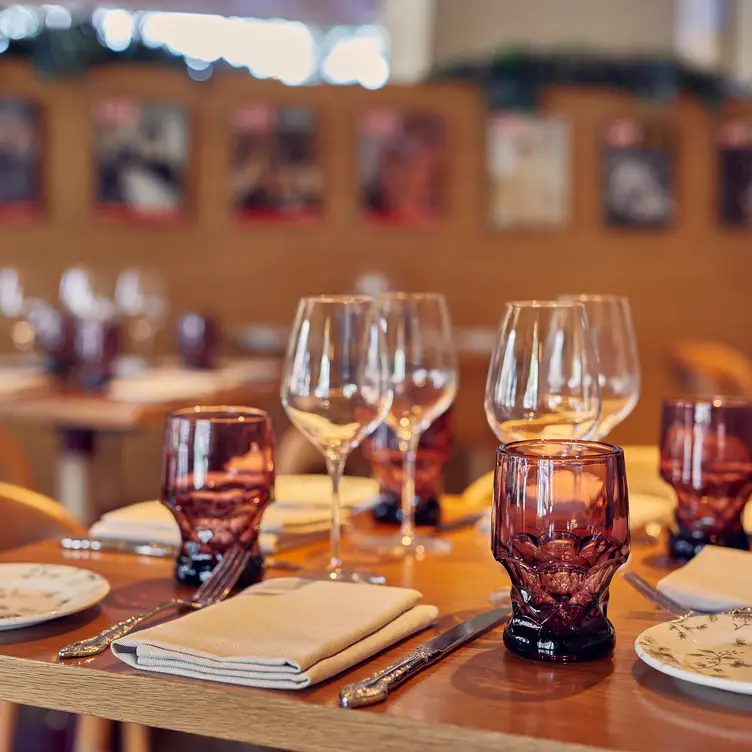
top-left (635, 612), bottom-right (752, 695)
top-left (0, 563), bottom-right (110, 631)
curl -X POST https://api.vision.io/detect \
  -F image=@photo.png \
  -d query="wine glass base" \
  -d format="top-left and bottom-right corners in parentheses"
top-left (355, 533), bottom-right (452, 559)
top-left (488, 589), bottom-right (512, 607)
top-left (301, 568), bottom-right (386, 585)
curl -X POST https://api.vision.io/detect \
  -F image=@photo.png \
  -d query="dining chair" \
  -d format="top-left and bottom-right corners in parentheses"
top-left (669, 340), bottom-right (752, 397)
top-left (0, 425), bottom-right (33, 489)
top-left (0, 483), bottom-right (148, 752)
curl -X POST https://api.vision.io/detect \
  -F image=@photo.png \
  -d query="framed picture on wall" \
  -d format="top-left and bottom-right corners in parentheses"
top-left (602, 117), bottom-right (674, 229)
top-left (92, 98), bottom-right (189, 222)
top-left (357, 109), bottom-right (445, 227)
top-left (717, 118), bottom-right (752, 228)
top-left (0, 98), bottom-right (42, 222)
top-left (231, 104), bottom-right (322, 223)
top-left (486, 113), bottom-right (570, 229)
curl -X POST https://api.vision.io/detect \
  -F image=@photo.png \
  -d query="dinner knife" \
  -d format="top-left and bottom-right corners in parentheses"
top-left (339, 606), bottom-right (509, 709)
top-left (58, 537), bottom-right (302, 572)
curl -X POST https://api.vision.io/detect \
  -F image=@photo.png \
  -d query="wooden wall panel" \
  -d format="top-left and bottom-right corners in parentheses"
top-left (0, 60), bottom-right (750, 499)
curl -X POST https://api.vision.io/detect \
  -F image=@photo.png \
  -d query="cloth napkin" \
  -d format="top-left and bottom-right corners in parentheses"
top-left (89, 500), bottom-right (340, 551)
top-left (0, 368), bottom-right (49, 397)
top-left (657, 545), bottom-right (752, 611)
top-left (111, 577), bottom-right (439, 689)
top-left (108, 368), bottom-right (238, 404)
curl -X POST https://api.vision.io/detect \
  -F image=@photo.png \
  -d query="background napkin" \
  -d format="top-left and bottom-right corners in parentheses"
top-left (112, 577), bottom-right (439, 689)
top-left (657, 545), bottom-right (752, 611)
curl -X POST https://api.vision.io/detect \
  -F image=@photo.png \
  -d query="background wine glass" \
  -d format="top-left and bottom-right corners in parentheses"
top-left (59, 266), bottom-right (115, 322)
top-left (281, 295), bottom-right (392, 583)
top-left (115, 267), bottom-right (167, 364)
top-left (358, 292), bottom-right (457, 557)
top-left (558, 294), bottom-right (639, 439)
top-left (0, 267), bottom-right (35, 358)
top-left (483, 300), bottom-right (601, 604)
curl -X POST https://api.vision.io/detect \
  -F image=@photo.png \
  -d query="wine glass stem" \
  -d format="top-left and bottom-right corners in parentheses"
top-left (325, 456), bottom-right (345, 574)
top-left (399, 434), bottom-right (421, 545)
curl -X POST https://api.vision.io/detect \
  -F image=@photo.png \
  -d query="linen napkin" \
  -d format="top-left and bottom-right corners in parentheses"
top-left (89, 500), bottom-right (340, 551)
top-left (657, 545), bottom-right (752, 611)
top-left (111, 577), bottom-right (439, 689)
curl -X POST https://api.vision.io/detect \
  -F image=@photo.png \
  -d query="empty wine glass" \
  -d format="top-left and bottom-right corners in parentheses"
top-left (281, 295), bottom-right (392, 583)
top-left (59, 266), bottom-right (115, 322)
top-left (357, 292), bottom-right (458, 558)
top-left (0, 267), bottom-right (34, 355)
top-left (558, 294), bottom-right (640, 439)
top-left (484, 300), bottom-right (601, 604)
top-left (115, 268), bottom-right (167, 361)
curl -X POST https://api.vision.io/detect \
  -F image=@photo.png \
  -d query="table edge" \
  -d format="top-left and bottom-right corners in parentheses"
top-left (0, 654), bottom-right (607, 752)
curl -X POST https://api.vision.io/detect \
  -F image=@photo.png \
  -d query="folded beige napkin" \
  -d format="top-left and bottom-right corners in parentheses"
top-left (658, 545), bottom-right (752, 611)
top-left (111, 577), bottom-right (439, 689)
top-left (90, 500), bottom-right (338, 550)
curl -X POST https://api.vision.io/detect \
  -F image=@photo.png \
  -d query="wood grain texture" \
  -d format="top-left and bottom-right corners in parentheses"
top-left (0, 520), bottom-right (748, 752)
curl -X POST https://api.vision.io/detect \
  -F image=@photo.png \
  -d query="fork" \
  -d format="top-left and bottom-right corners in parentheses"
top-left (58, 545), bottom-right (252, 659)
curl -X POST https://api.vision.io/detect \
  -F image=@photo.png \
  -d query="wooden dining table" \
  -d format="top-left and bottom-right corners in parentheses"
top-left (0, 518), bottom-right (748, 752)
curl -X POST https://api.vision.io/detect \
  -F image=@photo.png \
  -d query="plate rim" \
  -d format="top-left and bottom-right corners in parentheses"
top-left (634, 614), bottom-right (752, 696)
top-left (0, 562), bottom-right (110, 629)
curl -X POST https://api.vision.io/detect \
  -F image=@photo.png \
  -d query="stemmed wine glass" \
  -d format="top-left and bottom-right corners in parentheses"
top-left (0, 268), bottom-right (34, 356)
top-left (357, 292), bottom-right (458, 557)
top-left (281, 295), bottom-right (392, 583)
top-left (115, 268), bottom-right (167, 363)
top-left (558, 294), bottom-right (639, 438)
top-left (484, 300), bottom-right (601, 604)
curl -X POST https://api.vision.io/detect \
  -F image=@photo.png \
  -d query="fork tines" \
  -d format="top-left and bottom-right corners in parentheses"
top-left (193, 545), bottom-right (253, 605)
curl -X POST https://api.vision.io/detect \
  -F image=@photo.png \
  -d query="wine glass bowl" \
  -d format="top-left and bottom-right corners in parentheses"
top-left (281, 294), bottom-right (392, 582)
top-left (485, 301), bottom-right (601, 443)
top-left (161, 406), bottom-right (275, 588)
top-left (492, 439), bottom-right (630, 662)
top-left (558, 294), bottom-right (640, 439)
top-left (659, 396), bottom-right (752, 561)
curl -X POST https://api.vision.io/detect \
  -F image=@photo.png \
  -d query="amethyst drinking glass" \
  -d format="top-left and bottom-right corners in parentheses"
top-left (660, 397), bottom-right (752, 561)
top-left (177, 313), bottom-right (220, 370)
top-left (161, 406), bottom-right (275, 587)
top-left (493, 440), bottom-right (630, 662)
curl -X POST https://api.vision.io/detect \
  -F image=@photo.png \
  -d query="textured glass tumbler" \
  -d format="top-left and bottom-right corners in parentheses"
top-left (660, 397), bottom-right (752, 561)
top-left (161, 406), bottom-right (275, 587)
top-left (492, 440), bottom-right (630, 662)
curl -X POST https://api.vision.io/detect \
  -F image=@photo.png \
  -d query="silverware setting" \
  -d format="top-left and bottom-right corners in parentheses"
top-left (59, 537), bottom-right (302, 572)
top-left (339, 606), bottom-right (510, 709)
top-left (621, 570), bottom-right (752, 619)
top-left (58, 544), bottom-right (252, 659)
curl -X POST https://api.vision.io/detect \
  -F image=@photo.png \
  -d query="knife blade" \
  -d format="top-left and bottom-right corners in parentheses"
top-left (58, 537), bottom-right (303, 571)
top-left (339, 606), bottom-right (509, 708)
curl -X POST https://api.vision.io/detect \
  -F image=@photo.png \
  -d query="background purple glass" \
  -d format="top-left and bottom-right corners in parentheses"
top-left (660, 396), bottom-right (752, 561)
top-left (177, 313), bottom-right (219, 370)
top-left (161, 406), bottom-right (275, 587)
top-left (363, 408), bottom-right (454, 526)
top-left (492, 440), bottom-right (630, 662)
top-left (73, 316), bottom-right (121, 391)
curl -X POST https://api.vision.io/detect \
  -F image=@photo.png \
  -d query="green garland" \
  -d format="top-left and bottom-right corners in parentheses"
top-left (429, 48), bottom-right (748, 110)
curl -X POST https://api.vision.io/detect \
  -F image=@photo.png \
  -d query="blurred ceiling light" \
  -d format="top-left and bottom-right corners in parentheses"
top-left (322, 31), bottom-right (389, 88)
top-left (42, 4), bottom-right (72, 29)
top-left (0, 6), bottom-right (40, 39)
top-left (95, 8), bottom-right (134, 51)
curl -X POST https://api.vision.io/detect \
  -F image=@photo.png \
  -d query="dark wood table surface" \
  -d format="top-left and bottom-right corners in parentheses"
top-left (0, 524), bottom-right (748, 752)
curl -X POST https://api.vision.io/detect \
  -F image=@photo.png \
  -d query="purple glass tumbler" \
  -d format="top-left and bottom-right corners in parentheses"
top-left (177, 313), bottom-right (220, 370)
top-left (492, 440), bottom-right (630, 662)
top-left (660, 397), bottom-right (752, 561)
top-left (161, 406), bottom-right (275, 587)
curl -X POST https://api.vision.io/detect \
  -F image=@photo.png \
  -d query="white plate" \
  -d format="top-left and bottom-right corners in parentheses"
top-left (635, 612), bottom-right (752, 695)
top-left (0, 563), bottom-right (110, 631)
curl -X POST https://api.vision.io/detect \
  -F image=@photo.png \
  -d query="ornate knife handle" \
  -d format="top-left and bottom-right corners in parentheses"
top-left (339, 645), bottom-right (442, 708)
top-left (58, 598), bottom-right (186, 659)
